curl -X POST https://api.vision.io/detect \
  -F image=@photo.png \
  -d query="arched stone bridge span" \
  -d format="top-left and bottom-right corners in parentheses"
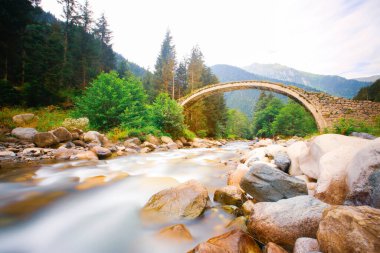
top-left (178, 81), bottom-right (380, 132)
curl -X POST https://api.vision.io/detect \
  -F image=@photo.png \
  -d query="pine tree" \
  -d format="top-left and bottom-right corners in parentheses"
top-left (175, 59), bottom-right (188, 98)
top-left (187, 46), bottom-right (204, 92)
top-left (78, 0), bottom-right (93, 86)
top-left (153, 30), bottom-right (176, 97)
top-left (94, 13), bottom-right (114, 72)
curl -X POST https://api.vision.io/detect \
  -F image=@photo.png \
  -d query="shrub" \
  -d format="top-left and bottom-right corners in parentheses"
top-left (150, 93), bottom-right (185, 139)
top-left (196, 129), bottom-right (208, 138)
top-left (106, 127), bottom-right (129, 142)
top-left (74, 71), bottom-right (148, 130)
top-left (183, 129), bottom-right (196, 140)
top-left (333, 118), bottom-right (370, 135)
top-left (126, 126), bottom-right (163, 141)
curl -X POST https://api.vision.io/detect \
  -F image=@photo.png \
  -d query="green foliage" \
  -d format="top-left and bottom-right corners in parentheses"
top-left (0, 107), bottom-right (70, 132)
top-left (333, 118), bottom-right (370, 135)
top-left (126, 126), bottom-right (163, 141)
top-left (183, 129), bottom-right (196, 140)
top-left (150, 93), bottom-right (185, 139)
top-left (252, 93), bottom-right (284, 137)
top-left (196, 130), bottom-right (208, 138)
top-left (74, 71), bottom-right (148, 130)
top-left (226, 109), bottom-right (252, 139)
top-left (272, 101), bottom-right (317, 137)
top-left (251, 92), bottom-right (318, 138)
top-left (354, 79), bottom-right (380, 102)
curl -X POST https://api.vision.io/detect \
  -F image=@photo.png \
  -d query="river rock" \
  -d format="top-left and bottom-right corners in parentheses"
top-left (0, 151), bottom-right (16, 158)
top-left (33, 132), bottom-right (59, 147)
top-left (140, 147), bottom-right (151, 153)
top-left (293, 238), bottom-right (319, 253)
top-left (244, 147), bottom-right (268, 167)
top-left (161, 136), bottom-right (174, 144)
top-left (314, 146), bottom-right (359, 205)
top-left (254, 138), bottom-right (273, 148)
top-left (188, 229), bottom-right (261, 253)
top-left (227, 163), bottom-right (249, 189)
top-left (54, 147), bottom-right (79, 160)
top-left (287, 141), bottom-right (308, 176)
top-left (345, 142), bottom-right (380, 208)
top-left (247, 195), bottom-right (329, 250)
top-left (141, 180), bottom-right (209, 222)
top-left (317, 205), bottom-right (380, 253)
top-left (264, 242), bottom-right (288, 253)
top-left (124, 137), bottom-right (141, 145)
top-left (213, 185), bottom-right (246, 207)
top-left (298, 134), bottom-right (369, 179)
top-left (91, 146), bottom-right (112, 159)
top-left (51, 127), bottom-right (72, 142)
top-left (166, 142), bottom-right (178, 150)
top-left (73, 140), bottom-right (86, 147)
top-left (226, 216), bottom-right (248, 232)
top-left (83, 131), bottom-right (109, 146)
top-left (23, 148), bottom-right (43, 156)
top-left (273, 151), bottom-right (291, 172)
top-left (242, 200), bottom-right (254, 215)
top-left (11, 127), bottom-right (38, 141)
top-left (141, 141), bottom-right (157, 151)
top-left (71, 151), bottom-right (98, 160)
top-left (123, 141), bottom-right (140, 150)
top-left (157, 224), bottom-right (193, 241)
top-left (240, 162), bottom-right (307, 202)
top-left (12, 113), bottom-right (37, 126)
top-left (350, 132), bottom-right (376, 140)
top-left (175, 140), bottom-right (184, 148)
top-left (146, 134), bottom-right (161, 145)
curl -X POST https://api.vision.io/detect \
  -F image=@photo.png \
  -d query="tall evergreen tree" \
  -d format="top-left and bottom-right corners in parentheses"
top-left (78, 0), bottom-right (93, 86)
top-left (153, 30), bottom-right (176, 97)
top-left (175, 59), bottom-right (188, 98)
top-left (94, 13), bottom-right (114, 72)
top-left (187, 46), bottom-right (204, 92)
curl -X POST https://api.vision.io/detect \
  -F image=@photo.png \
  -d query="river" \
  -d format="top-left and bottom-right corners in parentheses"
top-left (0, 141), bottom-right (251, 253)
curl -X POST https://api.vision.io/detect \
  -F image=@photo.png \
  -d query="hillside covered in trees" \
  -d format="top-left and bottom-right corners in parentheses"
top-left (354, 79), bottom-right (380, 102)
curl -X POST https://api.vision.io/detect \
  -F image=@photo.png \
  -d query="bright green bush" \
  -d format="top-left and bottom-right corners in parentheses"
top-left (333, 118), bottom-right (370, 135)
top-left (126, 126), bottom-right (163, 141)
top-left (74, 71), bottom-right (148, 130)
top-left (183, 129), bottom-right (196, 140)
top-left (150, 93), bottom-right (185, 139)
top-left (272, 101), bottom-right (317, 137)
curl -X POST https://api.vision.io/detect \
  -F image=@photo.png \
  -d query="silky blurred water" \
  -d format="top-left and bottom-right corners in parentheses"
top-left (0, 142), bottom-right (250, 253)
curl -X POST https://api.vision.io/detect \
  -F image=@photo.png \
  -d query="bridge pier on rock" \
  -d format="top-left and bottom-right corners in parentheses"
top-left (178, 81), bottom-right (380, 132)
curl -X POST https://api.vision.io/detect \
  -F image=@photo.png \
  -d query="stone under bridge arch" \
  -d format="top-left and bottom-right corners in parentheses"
top-left (178, 81), bottom-right (380, 132)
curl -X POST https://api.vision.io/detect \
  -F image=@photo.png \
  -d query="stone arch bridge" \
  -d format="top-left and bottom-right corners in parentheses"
top-left (177, 81), bottom-right (380, 132)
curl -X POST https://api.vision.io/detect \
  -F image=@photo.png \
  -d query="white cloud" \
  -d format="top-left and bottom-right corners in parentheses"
top-left (41, 0), bottom-right (380, 78)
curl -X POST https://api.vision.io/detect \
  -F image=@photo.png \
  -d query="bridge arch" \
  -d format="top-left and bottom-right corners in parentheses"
top-left (178, 81), bottom-right (328, 132)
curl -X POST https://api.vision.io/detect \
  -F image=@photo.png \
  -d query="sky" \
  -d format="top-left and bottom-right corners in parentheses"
top-left (41, 0), bottom-right (380, 79)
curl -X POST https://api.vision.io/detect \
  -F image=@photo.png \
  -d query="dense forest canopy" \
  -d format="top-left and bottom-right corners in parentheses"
top-left (354, 79), bottom-right (380, 102)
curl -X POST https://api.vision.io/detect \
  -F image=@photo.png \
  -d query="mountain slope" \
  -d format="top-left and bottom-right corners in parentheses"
top-left (243, 63), bottom-right (370, 98)
top-left (353, 75), bottom-right (380, 83)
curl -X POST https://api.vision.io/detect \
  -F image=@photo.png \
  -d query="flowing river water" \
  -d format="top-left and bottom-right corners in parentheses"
top-left (0, 141), bottom-right (251, 253)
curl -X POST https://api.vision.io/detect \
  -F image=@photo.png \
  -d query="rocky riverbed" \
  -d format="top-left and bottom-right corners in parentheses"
top-left (0, 130), bottom-right (379, 253)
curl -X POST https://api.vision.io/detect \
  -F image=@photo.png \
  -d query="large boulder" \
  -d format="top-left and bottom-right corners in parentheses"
top-left (188, 229), bottom-right (261, 253)
top-left (11, 127), bottom-right (38, 141)
top-left (213, 185), bottom-right (246, 207)
top-left (317, 205), bottom-right (380, 253)
top-left (287, 141), bottom-right (308, 176)
top-left (247, 195), bottom-right (330, 250)
top-left (51, 127), bottom-right (72, 142)
top-left (350, 132), bottom-right (376, 140)
top-left (33, 132), bottom-right (59, 147)
top-left (244, 147), bottom-right (268, 167)
top-left (293, 238), bottom-right (319, 253)
top-left (298, 134), bottom-right (369, 179)
top-left (240, 162), bottom-right (307, 202)
top-left (12, 113), bottom-right (38, 126)
top-left (345, 142), bottom-right (380, 208)
top-left (141, 180), bottom-right (209, 222)
top-left (314, 146), bottom-right (359, 205)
